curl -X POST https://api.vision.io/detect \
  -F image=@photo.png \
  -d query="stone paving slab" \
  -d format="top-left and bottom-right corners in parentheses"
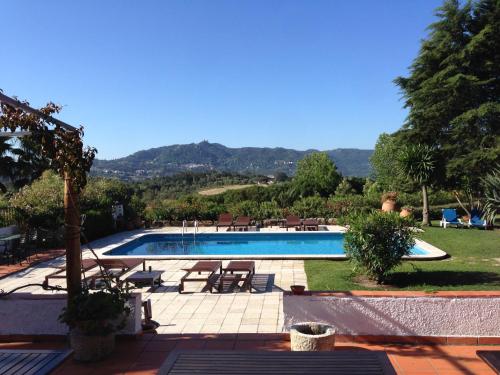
top-left (0, 227), bottom-right (309, 334)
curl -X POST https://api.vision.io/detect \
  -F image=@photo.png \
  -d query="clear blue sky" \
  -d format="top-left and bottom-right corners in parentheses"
top-left (1, 0), bottom-right (442, 159)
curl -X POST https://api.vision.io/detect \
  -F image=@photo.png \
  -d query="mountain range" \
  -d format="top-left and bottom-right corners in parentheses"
top-left (92, 141), bottom-right (373, 180)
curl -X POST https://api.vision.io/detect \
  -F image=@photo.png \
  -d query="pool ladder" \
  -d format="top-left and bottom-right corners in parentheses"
top-left (182, 220), bottom-right (199, 239)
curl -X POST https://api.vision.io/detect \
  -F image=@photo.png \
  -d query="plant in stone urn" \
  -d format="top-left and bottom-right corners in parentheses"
top-left (59, 287), bottom-right (130, 361)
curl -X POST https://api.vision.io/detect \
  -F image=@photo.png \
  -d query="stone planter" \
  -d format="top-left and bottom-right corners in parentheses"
top-left (70, 329), bottom-right (115, 362)
top-left (290, 322), bottom-right (335, 351)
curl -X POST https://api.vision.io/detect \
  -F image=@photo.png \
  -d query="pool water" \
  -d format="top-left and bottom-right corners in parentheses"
top-left (104, 233), bottom-right (430, 257)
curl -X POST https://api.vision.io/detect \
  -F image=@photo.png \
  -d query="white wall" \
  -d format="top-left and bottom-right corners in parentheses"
top-left (284, 295), bottom-right (500, 337)
top-left (0, 293), bottom-right (142, 336)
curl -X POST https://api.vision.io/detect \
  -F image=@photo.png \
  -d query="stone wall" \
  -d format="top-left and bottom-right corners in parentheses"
top-left (0, 293), bottom-right (142, 337)
top-left (284, 292), bottom-right (500, 338)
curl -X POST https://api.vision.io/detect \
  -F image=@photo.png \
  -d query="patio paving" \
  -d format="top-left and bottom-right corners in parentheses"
top-left (0, 227), bottom-right (309, 334)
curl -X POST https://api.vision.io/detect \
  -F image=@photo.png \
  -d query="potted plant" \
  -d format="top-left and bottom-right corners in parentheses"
top-left (400, 206), bottom-right (413, 218)
top-left (59, 288), bottom-right (130, 361)
top-left (381, 192), bottom-right (398, 212)
top-left (290, 285), bottom-right (306, 295)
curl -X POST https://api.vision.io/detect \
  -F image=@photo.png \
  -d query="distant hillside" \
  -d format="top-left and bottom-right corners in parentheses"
top-left (92, 141), bottom-right (373, 179)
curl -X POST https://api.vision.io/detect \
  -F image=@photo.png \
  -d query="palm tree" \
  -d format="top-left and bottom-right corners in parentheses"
top-left (398, 144), bottom-right (436, 226)
top-left (482, 166), bottom-right (499, 225)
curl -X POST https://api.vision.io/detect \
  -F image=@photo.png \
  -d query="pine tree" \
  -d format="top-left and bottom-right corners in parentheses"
top-left (395, 0), bottom-right (500, 190)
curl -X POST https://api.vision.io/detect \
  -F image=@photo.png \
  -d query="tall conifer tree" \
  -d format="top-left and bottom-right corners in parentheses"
top-left (395, 0), bottom-right (500, 190)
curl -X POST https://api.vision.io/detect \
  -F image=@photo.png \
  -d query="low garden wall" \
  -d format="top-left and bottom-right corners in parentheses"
top-left (0, 292), bottom-right (142, 338)
top-left (284, 292), bottom-right (500, 343)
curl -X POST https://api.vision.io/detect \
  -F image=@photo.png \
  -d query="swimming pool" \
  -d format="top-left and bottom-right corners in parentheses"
top-left (102, 232), bottom-right (444, 259)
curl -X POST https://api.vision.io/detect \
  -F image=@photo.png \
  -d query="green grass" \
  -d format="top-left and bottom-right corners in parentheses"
top-left (305, 223), bottom-right (500, 291)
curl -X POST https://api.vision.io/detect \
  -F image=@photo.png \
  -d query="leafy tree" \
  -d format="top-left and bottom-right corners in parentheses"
top-left (335, 178), bottom-right (356, 196)
top-left (398, 144), bottom-right (436, 226)
top-left (344, 211), bottom-right (415, 283)
top-left (293, 152), bottom-right (341, 197)
top-left (291, 195), bottom-right (327, 218)
top-left (370, 133), bottom-right (411, 191)
top-left (274, 171), bottom-right (289, 182)
top-left (482, 166), bottom-right (500, 224)
top-left (395, 0), bottom-right (500, 188)
top-left (9, 170), bottom-right (64, 229)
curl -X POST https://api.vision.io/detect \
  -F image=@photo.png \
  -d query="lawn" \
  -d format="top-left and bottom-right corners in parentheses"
top-left (305, 223), bottom-right (500, 291)
top-left (198, 184), bottom-right (256, 195)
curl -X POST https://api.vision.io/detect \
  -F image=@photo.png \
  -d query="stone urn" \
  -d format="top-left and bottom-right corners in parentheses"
top-left (70, 329), bottom-right (116, 362)
top-left (290, 322), bottom-right (335, 351)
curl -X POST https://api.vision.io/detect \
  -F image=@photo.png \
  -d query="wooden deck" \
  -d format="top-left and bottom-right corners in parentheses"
top-left (0, 349), bottom-right (71, 375)
top-left (158, 350), bottom-right (397, 374)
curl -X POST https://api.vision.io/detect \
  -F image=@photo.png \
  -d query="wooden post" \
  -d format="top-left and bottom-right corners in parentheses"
top-left (64, 172), bottom-right (82, 301)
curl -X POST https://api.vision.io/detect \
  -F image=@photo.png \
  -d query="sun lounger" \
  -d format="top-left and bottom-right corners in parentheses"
top-left (233, 216), bottom-right (251, 231)
top-left (285, 215), bottom-right (302, 231)
top-left (469, 208), bottom-right (487, 229)
top-left (216, 213), bottom-right (233, 232)
top-left (44, 258), bottom-right (145, 288)
top-left (219, 260), bottom-right (255, 292)
top-left (439, 209), bottom-right (463, 228)
top-left (179, 260), bottom-right (222, 293)
top-left (158, 350), bottom-right (397, 374)
top-left (303, 218), bottom-right (319, 231)
top-left (87, 258), bottom-right (146, 287)
top-left (44, 258), bottom-right (99, 287)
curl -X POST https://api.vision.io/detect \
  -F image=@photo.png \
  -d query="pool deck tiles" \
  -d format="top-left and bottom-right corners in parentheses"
top-left (0, 228), bottom-right (309, 334)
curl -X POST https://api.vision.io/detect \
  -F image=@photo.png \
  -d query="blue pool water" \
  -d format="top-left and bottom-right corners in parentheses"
top-left (104, 233), bottom-right (430, 257)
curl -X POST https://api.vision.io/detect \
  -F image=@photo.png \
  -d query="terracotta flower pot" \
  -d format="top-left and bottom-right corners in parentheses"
top-left (290, 285), bottom-right (305, 295)
top-left (400, 208), bottom-right (413, 218)
top-left (381, 199), bottom-right (396, 212)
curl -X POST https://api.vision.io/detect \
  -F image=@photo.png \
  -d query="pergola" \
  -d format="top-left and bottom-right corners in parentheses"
top-left (0, 92), bottom-right (91, 301)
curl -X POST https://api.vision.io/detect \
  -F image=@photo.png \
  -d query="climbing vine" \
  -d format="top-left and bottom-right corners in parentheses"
top-left (0, 98), bottom-right (96, 190)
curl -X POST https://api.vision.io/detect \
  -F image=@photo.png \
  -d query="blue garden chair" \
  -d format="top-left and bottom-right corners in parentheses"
top-left (440, 208), bottom-right (463, 228)
top-left (469, 208), bottom-right (487, 229)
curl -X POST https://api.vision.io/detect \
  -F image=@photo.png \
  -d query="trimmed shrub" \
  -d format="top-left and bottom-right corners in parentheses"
top-left (291, 196), bottom-right (327, 218)
top-left (344, 211), bottom-right (415, 283)
top-left (82, 209), bottom-right (114, 242)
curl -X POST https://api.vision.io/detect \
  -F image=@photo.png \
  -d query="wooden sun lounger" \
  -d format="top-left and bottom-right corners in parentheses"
top-left (158, 350), bottom-right (397, 374)
top-left (285, 215), bottom-right (302, 231)
top-left (219, 260), bottom-right (255, 292)
top-left (179, 261), bottom-right (222, 293)
top-left (44, 258), bottom-right (145, 288)
top-left (0, 349), bottom-right (72, 375)
top-left (44, 258), bottom-right (99, 287)
top-left (233, 216), bottom-right (251, 231)
top-left (216, 213), bottom-right (233, 232)
top-left (86, 258), bottom-right (146, 288)
top-left (303, 218), bottom-right (319, 231)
